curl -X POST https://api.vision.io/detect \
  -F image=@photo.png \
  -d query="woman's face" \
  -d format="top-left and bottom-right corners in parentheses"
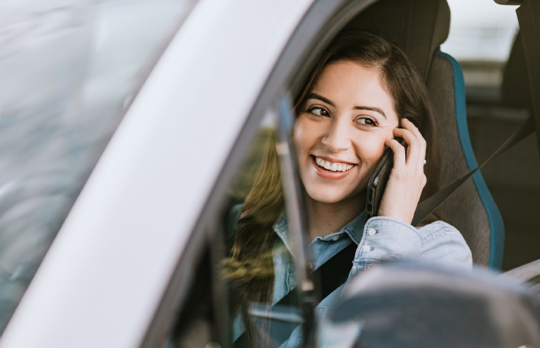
top-left (294, 60), bottom-right (400, 204)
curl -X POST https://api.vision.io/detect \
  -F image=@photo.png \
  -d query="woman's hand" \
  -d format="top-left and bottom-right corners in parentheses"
top-left (377, 118), bottom-right (427, 225)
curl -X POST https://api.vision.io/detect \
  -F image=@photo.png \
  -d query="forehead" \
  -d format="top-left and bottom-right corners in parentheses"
top-left (312, 60), bottom-right (397, 118)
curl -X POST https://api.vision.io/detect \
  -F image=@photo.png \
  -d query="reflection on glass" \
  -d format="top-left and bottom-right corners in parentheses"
top-left (222, 120), bottom-right (303, 348)
top-left (0, 0), bottom-right (194, 333)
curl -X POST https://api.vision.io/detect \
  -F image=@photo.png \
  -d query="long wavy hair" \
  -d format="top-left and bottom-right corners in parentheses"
top-left (226, 30), bottom-right (441, 344)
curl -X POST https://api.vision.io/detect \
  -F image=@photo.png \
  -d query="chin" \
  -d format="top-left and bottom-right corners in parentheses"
top-left (305, 187), bottom-right (355, 205)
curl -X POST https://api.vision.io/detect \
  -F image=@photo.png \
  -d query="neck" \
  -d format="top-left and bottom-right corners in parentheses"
top-left (306, 192), bottom-right (366, 240)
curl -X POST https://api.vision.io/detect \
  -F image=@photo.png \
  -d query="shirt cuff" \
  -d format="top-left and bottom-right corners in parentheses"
top-left (352, 216), bottom-right (421, 273)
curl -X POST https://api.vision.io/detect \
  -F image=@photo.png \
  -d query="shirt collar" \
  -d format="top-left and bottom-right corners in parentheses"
top-left (273, 209), bottom-right (367, 252)
top-left (273, 213), bottom-right (291, 253)
top-left (340, 210), bottom-right (367, 245)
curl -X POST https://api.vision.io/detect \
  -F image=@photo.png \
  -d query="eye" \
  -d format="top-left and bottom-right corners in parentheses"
top-left (307, 106), bottom-right (329, 117)
top-left (356, 117), bottom-right (378, 127)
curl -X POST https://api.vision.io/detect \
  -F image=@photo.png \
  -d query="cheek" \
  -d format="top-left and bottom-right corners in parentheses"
top-left (293, 115), bottom-right (320, 154)
top-left (353, 133), bottom-right (391, 163)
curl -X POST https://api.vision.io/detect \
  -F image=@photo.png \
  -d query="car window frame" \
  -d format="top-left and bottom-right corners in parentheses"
top-left (139, 0), bottom-right (381, 347)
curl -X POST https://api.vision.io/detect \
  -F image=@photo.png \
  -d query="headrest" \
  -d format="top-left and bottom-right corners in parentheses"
top-left (343, 0), bottom-right (451, 81)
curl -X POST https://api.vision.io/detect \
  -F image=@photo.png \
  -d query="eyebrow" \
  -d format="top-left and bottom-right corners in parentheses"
top-left (307, 93), bottom-right (387, 119)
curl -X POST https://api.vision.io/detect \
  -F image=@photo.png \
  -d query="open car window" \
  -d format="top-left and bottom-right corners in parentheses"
top-left (152, 0), bottom-right (540, 346)
top-left (169, 109), bottom-right (308, 348)
top-left (0, 0), bottom-right (196, 334)
top-left (441, 0), bottom-right (540, 271)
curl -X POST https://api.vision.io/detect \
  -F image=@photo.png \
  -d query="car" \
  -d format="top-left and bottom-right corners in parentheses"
top-left (0, 0), bottom-right (539, 347)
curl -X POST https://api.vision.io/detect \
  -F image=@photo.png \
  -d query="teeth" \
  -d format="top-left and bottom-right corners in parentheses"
top-left (314, 157), bottom-right (354, 172)
top-left (324, 161), bottom-right (332, 170)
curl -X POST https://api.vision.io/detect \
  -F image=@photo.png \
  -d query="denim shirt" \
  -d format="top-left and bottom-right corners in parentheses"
top-left (230, 206), bottom-right (473, 347)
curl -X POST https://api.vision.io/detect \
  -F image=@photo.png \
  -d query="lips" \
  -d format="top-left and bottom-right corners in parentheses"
top-left (311, 156), bottom-right (356, 180)
top-left (314, 156), bottom-right (354, 172)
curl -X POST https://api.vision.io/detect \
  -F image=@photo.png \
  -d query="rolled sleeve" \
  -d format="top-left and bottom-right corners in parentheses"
top-left (351, 217), bottom-right (472, 276)
top-left (352, 217), bottom-right (422, 275)
top-left (418, 221), bottom-right (473, 270)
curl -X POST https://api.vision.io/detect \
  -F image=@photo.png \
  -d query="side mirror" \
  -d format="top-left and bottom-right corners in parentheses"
top-left (319, 262), bottom-right (540, 348)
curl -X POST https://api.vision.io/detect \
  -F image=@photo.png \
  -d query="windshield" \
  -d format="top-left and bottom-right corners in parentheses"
top-left (0, 0), bottom-right (196, 333)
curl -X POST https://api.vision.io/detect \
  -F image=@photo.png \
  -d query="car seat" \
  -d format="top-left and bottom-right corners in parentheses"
top-left (342, 0), bottom-right (504, 268)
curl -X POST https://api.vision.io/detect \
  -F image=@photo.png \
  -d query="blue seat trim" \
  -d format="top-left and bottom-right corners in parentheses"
top-left (436, 51), bottom-right (504, 269)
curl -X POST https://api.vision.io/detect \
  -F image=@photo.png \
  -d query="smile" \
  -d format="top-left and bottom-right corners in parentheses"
top-left (314, 156), bottom-right (355, 172)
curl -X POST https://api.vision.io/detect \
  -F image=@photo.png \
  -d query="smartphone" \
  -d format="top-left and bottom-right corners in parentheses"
top-left (366, 138), bottom-right (408, 219)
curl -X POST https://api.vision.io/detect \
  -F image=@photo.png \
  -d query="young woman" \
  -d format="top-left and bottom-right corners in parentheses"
top-left (226, 31), bottom-right (472, 347)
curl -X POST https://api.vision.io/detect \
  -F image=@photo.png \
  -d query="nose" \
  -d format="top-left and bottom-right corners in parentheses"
top-left (320, 117), bottom-right (351, 153)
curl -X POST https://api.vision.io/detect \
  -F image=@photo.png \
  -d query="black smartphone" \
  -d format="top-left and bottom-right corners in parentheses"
top-left (366, 138), bottom-right (408, 219)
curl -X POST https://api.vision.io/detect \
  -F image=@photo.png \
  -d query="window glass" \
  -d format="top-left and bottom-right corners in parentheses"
top-left (442, 0), bottom-right (518, 62)
top-left (442, 0), bottom-right (540, 271)
top-left (441, 0), bottom-right (519, 105)
top-left (172, 111), bottom-right (305, 348)
top-left (0, 0), bottom-right (196, 333)
top-left (222, 112), bottom-right (304, 348)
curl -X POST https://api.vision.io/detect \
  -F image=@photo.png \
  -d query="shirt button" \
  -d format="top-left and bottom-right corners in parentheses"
top-left (367, 228), bottom-right (377, 236)
top-left (332, 235), bottom-right (340, 241)
top-left (361, 245), bottom-right (371, 252)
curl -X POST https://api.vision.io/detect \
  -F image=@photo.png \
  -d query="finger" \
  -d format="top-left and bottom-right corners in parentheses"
top-left (401, 118), bottom-right (427, 162)
top-left (386, 138), bottom-right (406, 172)
top-left (393, 127), bottom-right (421, 166)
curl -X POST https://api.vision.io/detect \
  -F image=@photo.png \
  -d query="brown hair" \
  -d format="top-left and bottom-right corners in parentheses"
top-left (225, 137), bottom-right (283, 345)
top-left (226, 31), bottom-right (441, 344)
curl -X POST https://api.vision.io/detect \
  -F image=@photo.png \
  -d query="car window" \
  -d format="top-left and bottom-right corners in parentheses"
top-left (153, 2), bottom-right (384, 346)
top-left (0, 0), bottom-right (196, 334)
top-left (441, 0), bottom-right (540, 271)
top-left (155, 1), bottom-right (540, 347)
top-left (170, 109), bottom-right (307, 348)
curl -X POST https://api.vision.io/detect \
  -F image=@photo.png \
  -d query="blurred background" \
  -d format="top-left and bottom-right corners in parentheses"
top-left (441, 0), bottom-right (538, 271)
top-left (0, 0), bottom-right (191, 333)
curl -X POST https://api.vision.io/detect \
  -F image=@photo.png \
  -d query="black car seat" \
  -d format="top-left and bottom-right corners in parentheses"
top-left (342, 0), bottom-right (504, 268)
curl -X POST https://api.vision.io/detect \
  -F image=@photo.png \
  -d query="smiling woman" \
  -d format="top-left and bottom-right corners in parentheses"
top-left (293, 31), bottom-right (438, 231)
top-left (225, 31), bottom-right (473, 348)
top-left (295, 61), bottom-right (398, 198)
top-left (294, 61), bottom-right (401, 233)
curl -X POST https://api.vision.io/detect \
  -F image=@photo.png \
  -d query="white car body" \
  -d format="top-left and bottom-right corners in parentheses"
top-left (0, 1), bottom-right (314, 347)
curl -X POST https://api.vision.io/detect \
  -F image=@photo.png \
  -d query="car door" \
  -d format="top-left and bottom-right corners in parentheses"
top-left (0, 0), bottom-right (354, 347)
top-left (163, 0), bottom-right (540, 346)
top-left (0, 0), bottom-right (197, 346)
top-left (137, 1), bottom-right (382, 347)
top-left (3, 0), bottom-right (511, 347)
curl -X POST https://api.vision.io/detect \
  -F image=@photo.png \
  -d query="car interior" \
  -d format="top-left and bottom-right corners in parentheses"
top-left (344, 0), bottom-right (505, 269)
top-left (337, 0), bottom-right (540, 276)
top-left (486, 27), bottom-right (540, 272)
top-left (167, 0), bottom-right (540, 346)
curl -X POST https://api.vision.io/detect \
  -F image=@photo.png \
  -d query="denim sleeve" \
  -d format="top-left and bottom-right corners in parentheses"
top-left (351, 217), bottom-right (472, 276)
top-left (417, 220), bottom-right (473, 270)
